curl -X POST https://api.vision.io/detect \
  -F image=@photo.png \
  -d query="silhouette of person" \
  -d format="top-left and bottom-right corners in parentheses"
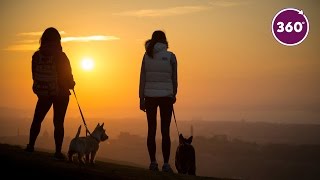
top-left (25, 27), bottom-right (75, 160)
top-left (139, 30), bottom-right (178, 172)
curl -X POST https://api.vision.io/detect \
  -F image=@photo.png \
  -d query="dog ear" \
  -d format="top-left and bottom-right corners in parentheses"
top-left (187, 136), bottom-right (193, 144)
top-left (179, 134), bottom-right (184, 144)
top-left (101, 123), bottom-right (104, 127)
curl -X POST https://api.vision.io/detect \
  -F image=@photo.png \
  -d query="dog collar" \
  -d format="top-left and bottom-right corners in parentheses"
top-left (182, 142), bottom-right (191, 145)
top-left (90, 135), bottom-right (100, 142)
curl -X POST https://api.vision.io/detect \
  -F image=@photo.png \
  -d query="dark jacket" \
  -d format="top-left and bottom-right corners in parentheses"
top-left (32, 48), bottom-right (75, 96)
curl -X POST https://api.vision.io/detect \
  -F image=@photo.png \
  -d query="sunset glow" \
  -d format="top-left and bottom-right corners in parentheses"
top-left (0, 0), bottom-right (319, 123)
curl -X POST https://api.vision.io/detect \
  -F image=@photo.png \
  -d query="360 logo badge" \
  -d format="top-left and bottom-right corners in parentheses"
top-left (272, 8), bottom-right (309, 46)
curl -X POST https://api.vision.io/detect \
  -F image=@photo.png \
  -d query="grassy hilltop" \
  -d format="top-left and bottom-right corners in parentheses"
top-left (1, 143), bottom-right (239, 180)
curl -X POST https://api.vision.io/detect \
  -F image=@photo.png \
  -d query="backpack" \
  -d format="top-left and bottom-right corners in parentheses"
top-left (32, 53), bottom-right (59, 96)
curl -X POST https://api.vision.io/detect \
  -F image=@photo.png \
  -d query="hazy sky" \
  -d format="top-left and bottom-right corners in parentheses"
top-left (0, 0), bottom-right (319, 123)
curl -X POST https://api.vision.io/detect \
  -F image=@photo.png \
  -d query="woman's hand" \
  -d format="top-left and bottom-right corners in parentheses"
top-left (172, 96), bottom-right (176, 104)
top-left (140, 98), bottom-right (146, 112)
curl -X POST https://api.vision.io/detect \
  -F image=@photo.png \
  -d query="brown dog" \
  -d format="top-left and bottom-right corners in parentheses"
top-left (175, 134), bottom-right (196, 175)
top-left (68, 123), bottom-right (108, 165)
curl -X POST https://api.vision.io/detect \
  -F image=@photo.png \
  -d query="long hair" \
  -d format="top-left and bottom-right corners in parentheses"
top-left (39, 27), bottom-right (62, 52)
top-left (146, 30), bottom-right (168, 58)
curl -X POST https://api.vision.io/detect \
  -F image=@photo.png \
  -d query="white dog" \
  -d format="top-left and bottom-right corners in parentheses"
top-left (68, 123), bottom-right (108, 165)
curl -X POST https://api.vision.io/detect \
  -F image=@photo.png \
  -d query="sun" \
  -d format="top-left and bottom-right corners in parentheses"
top-left (81, 58), bottom-right (94, 71)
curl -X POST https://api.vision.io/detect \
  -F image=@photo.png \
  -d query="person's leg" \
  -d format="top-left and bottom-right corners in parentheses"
top-left (52, 95), bottom-right (69, 154)
top-left (145, 97), bottom-right (158, 163)
top-left (28, 96), bottom-right (53, 149)
top-left (159, 97), bottom-right (173, 164)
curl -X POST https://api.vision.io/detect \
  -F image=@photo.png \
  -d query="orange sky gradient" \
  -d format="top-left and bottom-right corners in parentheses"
top-left (0, 0), bottom-right (319, 123)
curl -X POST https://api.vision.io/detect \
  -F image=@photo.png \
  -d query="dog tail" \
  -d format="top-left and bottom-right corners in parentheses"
top-left (75, 125), bottom-right (81, 138)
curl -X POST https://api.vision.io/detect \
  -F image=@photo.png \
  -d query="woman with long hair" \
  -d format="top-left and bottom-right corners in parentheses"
top-left (139, 30), bottom-right (178, 172)
top-left (25, 27), bottom-right (75, 160)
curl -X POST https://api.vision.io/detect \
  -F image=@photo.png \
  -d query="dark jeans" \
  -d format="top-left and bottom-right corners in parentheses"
top-left (145, 97), bottom-right (173, 163)
top-left (28, 95), bottom-right (69, 153)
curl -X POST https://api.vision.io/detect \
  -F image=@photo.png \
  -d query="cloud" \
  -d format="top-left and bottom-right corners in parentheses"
top-left (4, 32), bottom-right (119, 51)
top-left (61, 35), bottom-right (119, 42)
top-left (209, 0), bottom-right (247, 7)
top-left (113, 1), bottom-right (247, 18)
top-left (113, 5), bottom-right (210, 17)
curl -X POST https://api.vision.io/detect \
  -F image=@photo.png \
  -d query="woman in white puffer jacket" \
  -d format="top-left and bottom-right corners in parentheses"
top-left (139, 30), bottom-right (178, 172)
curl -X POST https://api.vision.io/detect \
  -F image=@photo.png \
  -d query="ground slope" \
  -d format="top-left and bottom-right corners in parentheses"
top-left (1, 143), bottom-right (239, 180)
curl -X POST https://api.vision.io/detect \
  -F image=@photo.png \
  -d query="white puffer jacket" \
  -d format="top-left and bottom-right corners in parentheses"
top-left (139, 42), bottom-right (178, 98)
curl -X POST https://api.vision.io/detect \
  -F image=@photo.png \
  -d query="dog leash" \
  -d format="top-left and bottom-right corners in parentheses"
top-left (172, 106), bottom-right (180, 137)
top-left (72, 89), bottom-right (92, 137)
